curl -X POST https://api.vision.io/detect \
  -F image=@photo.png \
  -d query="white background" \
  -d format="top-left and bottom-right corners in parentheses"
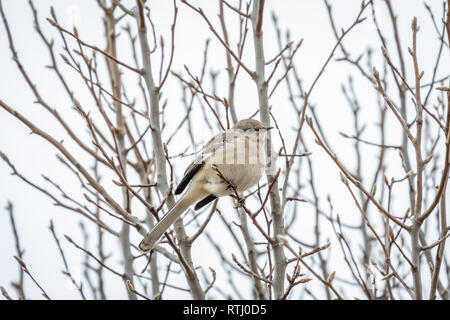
top-left (0, 0), bottom-right (449, 299)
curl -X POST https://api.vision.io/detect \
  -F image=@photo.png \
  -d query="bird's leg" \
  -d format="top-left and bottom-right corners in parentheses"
top-left (212, 164), bottom-right (237, 193)
top-left (225, 180), bottom-right (237, 192)
top-left (236, 196), bottom-right (245, 208)
top-left (229, 192), bottom-right (245, 209)
top-left (231, 198), bottom-right (246, 209)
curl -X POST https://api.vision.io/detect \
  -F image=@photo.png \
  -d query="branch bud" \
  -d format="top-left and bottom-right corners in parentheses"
top-left (423, 154), bottom-right (432, 165)
top-left (277, 235), bottom-right (288, 246)
top-left (388, 226), bottom-right (395, 241)
top-left (321, 242), bottom-right (331, 250)
top-left (83, 193), bottom-right (92, 202)
top-left (327, 271), bottom-right (336, 283)
top-left (370, 184), bottom-right (377, 196)
top-left (339, 171), bottom-right (348, 185)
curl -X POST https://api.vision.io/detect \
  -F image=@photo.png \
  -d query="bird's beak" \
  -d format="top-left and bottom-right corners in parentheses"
top-left (265, 126), bottom-right (274, 131)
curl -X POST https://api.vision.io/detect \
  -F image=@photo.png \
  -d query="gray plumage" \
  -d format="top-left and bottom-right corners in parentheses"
top-left (139, 119), bottom-right (271, 252)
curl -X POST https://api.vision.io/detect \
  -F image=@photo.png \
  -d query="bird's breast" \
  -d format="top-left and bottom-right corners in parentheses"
top-left (198, 135), bottom-right (267, 196)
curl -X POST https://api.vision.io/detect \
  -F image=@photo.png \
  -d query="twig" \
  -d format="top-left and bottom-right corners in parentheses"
top-left (13, 256), bottom-right (51, 300)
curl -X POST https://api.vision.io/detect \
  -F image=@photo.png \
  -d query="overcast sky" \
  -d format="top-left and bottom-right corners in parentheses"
top-left (0, 0), bottom-right (449, 299)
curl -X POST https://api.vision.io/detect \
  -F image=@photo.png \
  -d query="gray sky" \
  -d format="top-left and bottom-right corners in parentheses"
top-left (0, 0), bottom-right (449, 299)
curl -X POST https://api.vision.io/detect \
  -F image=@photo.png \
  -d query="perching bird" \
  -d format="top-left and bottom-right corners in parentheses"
top-left (139, 119), bottom-right (273, 252)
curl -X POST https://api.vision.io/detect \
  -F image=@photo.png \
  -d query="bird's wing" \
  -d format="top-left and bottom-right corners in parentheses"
top-left (174, 161), bottom-right (203, 195)
top-left (194, 194), bottom-right (218, 210)
top-left (174, 130), bottom-right (237, 195)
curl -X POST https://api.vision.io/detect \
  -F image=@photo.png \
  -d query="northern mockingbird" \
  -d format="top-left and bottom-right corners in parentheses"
top-left (139, 119), bottom-right (273, 252)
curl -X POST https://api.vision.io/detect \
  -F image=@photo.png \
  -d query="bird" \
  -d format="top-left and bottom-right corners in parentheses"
top-left (139, 118), bottom-right (273, 252)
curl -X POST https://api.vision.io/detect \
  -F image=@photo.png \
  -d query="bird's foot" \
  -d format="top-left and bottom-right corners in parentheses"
top-left (233, 197), bottom-right (246, 209)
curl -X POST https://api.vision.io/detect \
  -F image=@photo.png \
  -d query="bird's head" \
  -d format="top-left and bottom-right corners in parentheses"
top-left (232, 119), bottom-right (273, 132)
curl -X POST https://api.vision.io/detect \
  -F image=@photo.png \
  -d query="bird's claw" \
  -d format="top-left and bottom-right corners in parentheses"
top-left (234, 197), bottom-right (245, 209)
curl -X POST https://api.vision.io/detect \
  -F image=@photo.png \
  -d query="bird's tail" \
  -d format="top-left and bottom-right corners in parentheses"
top-left (139, 194), bottom-right (195, 252)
